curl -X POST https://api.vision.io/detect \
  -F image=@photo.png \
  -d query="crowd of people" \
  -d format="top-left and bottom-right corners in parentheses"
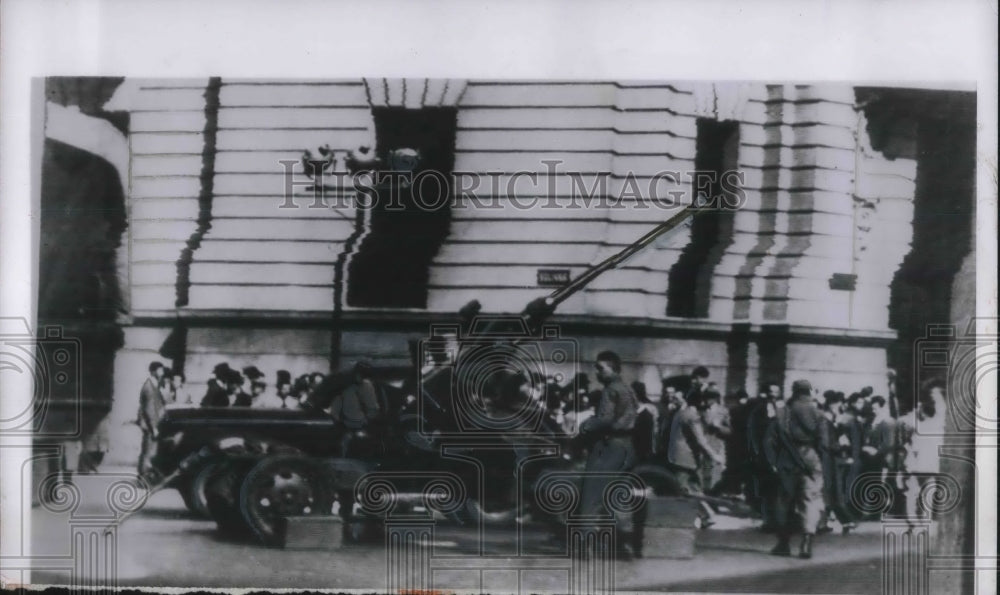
top-left (557, 364), bottom-right (947, 559)
top-left (135, 354), bottom-right (946, 560)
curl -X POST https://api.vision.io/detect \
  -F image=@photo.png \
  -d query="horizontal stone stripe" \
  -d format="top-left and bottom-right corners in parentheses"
top-left (130, 176), bottom-right (202, 198)
top-left (216, 106), bottom-right (373, 129)
top-left (214, 129), bottom-right (373, 152)
top-left (131, 111), bottom-right (206, 132)
top-left (739, 124), bottom-right (855, 148)
top-left (193, 240), bottom-right (343, 263)
top-left (132, 87), bottom-right (210, 111)
top-left (218, 82), bottom-right (367, 107)
top-left (188, 285), bottom-right (334, 311)
top-left (131, 132), bottom-right (204, 155)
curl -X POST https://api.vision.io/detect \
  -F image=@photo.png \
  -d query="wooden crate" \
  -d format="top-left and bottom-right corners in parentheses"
top-left (283, 515), bottom-right (344, 550)
top-left (640, 496), bottom-right (698, 559)
top-left (641, 526), bottom-right (696, 559)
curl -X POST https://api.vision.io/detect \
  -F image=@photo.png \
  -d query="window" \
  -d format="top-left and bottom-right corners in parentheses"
top-left (345, 107), bottom-right (458, 308)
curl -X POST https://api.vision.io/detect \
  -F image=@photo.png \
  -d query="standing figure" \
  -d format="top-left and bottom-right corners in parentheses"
top-left (201, 363), bottom-right (233, 407)
top-left (666, 390), bottom-right (725, 528)
top-left (764, 379), bottom-right (828, 559)
top-left (863, 395), bottom-right (904, 514)
top-left (78, 417), bottom-right (110, 474)
top-left (700, 389), bottom-right (730, 494)
top-left (715, 388), bottom-right (755, 499)
top-left (330, 360), bottom-right (384, 543)
top-left (632, 381), bottom-right (658, 463)
top-left (169, 371), bottom-right (194, 407)
top-left (159, 367), bottom-right (175, 404)
top-left (747, 383), bottom-right (782, 532)
top-left (136, 361), bottom-right (166, 479)
top-left (230, 371), bottom-right (251, 407)
top-left (816, 391), bottom-right (857, 533)
top-left (578, 351), bottom-right (640, 560)
top-left (901, 379), bottom-right (946, 532)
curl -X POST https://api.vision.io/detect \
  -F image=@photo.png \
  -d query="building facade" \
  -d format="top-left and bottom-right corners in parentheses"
top-left (38, 79), bottom-right (974, 466)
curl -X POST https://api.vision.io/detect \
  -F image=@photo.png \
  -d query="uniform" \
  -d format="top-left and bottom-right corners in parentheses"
top-left (578, 373), bottom-right (639, 555)
top-left (764, 383), bottom-right (828, 558)
top-left (331, 377), bottom-right (384, 532)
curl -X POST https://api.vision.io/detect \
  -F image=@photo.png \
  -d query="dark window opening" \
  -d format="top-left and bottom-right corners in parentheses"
top-left (666, 118), bottom-right (740, 318)
top-left (345, 107), bottom-right (457, 308)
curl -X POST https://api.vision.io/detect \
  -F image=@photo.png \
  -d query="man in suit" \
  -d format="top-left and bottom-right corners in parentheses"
top-left (229, 371), bottom-right (252, 407)
top-left (578, 351), bottom-right (640, 560)
top-left (817, 391), bottom-right (858, 533)
top-left (666, 390), bottom-right (725, 527)
top-left (764, 379), bottom-right (828, 559)
top-left (200, 362), bottom-right (232, 407)
top-left (748, 382), bottom-right (782, 532)
top-left (137, 361), bottom-right (166, 478)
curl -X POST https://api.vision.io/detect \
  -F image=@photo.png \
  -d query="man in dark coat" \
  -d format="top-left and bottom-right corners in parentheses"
top-left (748, 383), bottom-right (782, 531)
top-left (817, 391), bottom-right (858, 533)
top-left (764, 379), bottom-right (828, 559)
top-left (137, 361), bottom-right (166, 478)
top-left (230, 371), bottom-right (252, 407)
top-left (714, 389), bottom-right (755, 498)
top-left (578, 350), bottom-right (639, 560)
top-left (200, 362), bottom-right (232, 407)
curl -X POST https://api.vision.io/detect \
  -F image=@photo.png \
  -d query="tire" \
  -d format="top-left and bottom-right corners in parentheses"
top-left (633, 464), bottom-right (684, 497)
top-left (179, 461), bottom-right (220, 518)
top-left (239, 455), bottom-right (334, 547)
top-left (204, 457), bottom-right (256, 538)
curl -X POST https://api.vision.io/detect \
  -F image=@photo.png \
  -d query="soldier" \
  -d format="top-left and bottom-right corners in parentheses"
top-left (578, 350), bottom-right (640, 560)
top-left (330, 360), bottom-right (384, 543)
top-left (764, 379), bottom-right (828, 559)
top-left (137, 361), bottom-right (166, 479)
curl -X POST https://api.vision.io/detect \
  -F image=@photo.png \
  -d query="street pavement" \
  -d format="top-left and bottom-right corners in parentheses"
top-left (28, 470), bottom-right (897, 593)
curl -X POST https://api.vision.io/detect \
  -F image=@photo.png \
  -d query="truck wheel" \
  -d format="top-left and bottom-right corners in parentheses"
top-left (180, 461), bottom-right (219, 518)
top-left (205, 458), bottom-right (255, 539)
top-left (240, 455), bottom-right (334, 547)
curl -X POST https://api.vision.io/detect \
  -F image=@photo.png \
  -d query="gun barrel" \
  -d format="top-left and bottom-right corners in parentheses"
top-left (543, 200), bottom-right (712, 310)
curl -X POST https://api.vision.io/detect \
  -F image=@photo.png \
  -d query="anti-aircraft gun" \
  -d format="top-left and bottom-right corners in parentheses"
top-left (121, 151), bottom-right (728, 546)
